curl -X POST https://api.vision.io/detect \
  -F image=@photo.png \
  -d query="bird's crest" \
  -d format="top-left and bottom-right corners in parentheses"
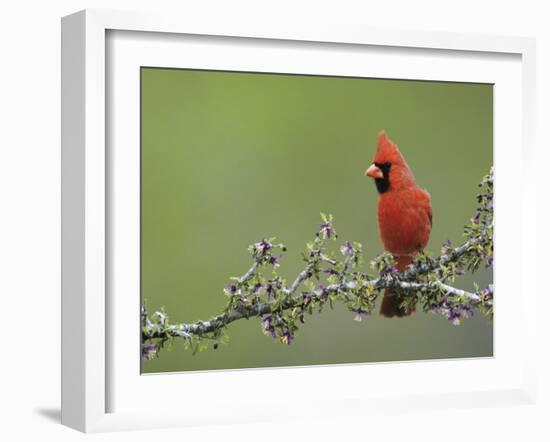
top-left (373, 131), bottom-right (409, 166)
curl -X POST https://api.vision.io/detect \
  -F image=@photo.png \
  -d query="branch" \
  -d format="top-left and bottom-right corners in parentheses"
top-left (142, 170), bottom-right (494, 358)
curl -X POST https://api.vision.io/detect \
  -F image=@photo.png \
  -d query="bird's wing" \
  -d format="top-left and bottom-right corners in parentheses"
top-left (414, 187), bottom-right (432, 227)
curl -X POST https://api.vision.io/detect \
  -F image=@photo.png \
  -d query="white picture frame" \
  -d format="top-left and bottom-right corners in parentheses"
top-left (61, 9), bottom-right (537, 433)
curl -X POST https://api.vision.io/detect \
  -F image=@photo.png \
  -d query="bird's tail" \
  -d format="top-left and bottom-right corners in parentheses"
top-left (380, 255), bottom-right (416, 318)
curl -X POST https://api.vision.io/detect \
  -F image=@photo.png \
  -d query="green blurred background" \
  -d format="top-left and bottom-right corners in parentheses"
top-left (141, 68), bottom-right (493, 374)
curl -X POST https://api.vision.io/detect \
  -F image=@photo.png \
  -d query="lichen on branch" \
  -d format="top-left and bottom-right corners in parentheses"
top-left (141, 169), bottom-right (494, 360)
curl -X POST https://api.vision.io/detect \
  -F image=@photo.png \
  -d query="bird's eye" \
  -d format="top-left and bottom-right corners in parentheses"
top-left (375, 162), bottom-right (392, 172)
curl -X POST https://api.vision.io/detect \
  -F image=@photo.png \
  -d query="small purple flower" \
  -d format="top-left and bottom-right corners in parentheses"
top-left (280, 331), bottom-right (294, 345)
top-left (269, 254), bottom-right (282, 267)
top-left (323, 268), bottom-right (339, 275)
top-left (320, 222), bottom-right (334, 239)
top-left (251, 283), bottom-right (264, 294)
top-left (379, 266), bottom-right (398, 277)
top-left (254, 239), bottom-right (273, 256)
top-left (141, 342), bottom-right (158, 360)
top-left (351, 308), bottom-right (369, 322)
top-left (431, 299), bottom-right (473, 325)
top-left (224, 283), bottom-right (238, 296)
top-left (480, 284), bottom-right (494, 300)
top-left (314, 284), bottom-right (329, 300)
top-left (261, 315), bottom-right (277, 339)
top-left (448, 311), bottom-right (462, 325)
top-left (302, 293), bottom-right (312, 305)
top-left (340, 241), bottom-right (353, 256)
top-left (442, 239), bottom-right (452, 255)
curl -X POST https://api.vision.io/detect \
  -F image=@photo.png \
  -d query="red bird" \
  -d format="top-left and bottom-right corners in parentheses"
top-left (364, 131), bottom-right (432, 317)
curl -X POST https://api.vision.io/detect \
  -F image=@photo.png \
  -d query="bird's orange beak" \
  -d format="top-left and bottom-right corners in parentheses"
top-left (364, 164), bottom-right (383, 179)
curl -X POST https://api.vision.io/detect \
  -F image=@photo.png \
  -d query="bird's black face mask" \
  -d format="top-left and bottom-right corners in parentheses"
top-left (374, 162), bottom-right (391, 193)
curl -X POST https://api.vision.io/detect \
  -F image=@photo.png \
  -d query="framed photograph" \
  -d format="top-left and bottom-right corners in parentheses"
top-left (61, 9), bottom-right (537, 432)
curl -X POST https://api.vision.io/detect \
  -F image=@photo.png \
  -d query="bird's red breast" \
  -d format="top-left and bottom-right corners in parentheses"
top-left (378, 186), bottom-right (432, 255)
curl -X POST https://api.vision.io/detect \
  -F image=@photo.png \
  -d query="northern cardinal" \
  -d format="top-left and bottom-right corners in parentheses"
top-left (364, 131), bottom-right (432, 317)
